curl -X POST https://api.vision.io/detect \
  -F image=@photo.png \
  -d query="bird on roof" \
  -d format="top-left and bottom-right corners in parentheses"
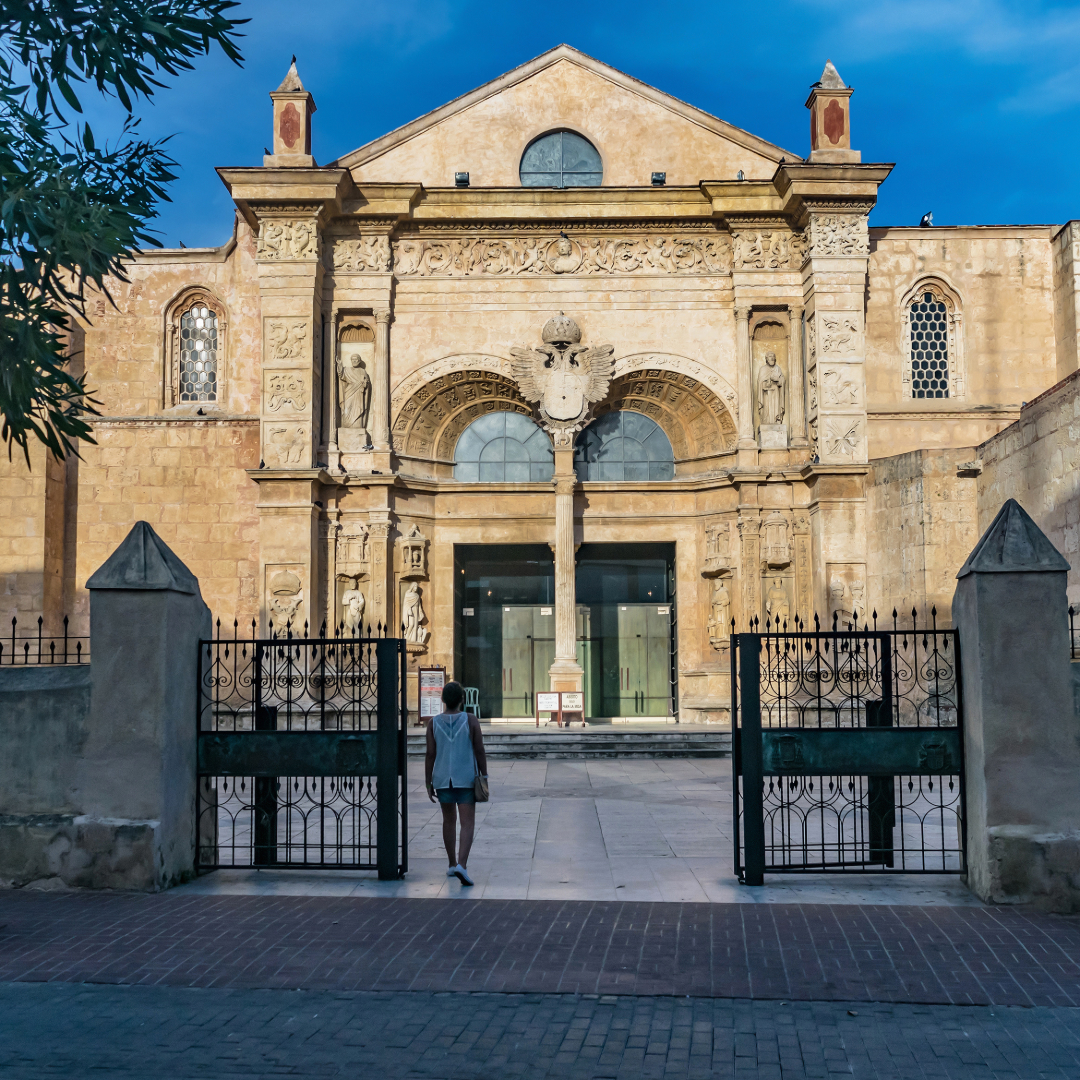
top-left (920, 212), bottom-right (934, 227)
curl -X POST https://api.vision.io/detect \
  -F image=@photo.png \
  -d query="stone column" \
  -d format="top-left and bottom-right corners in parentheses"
top-left (788, 306), bottom-right (807, 446)
top-left (367, 511), bottom-right (393, 634)
top-left (80, 522), bottom-right (211, 889)
top-left (548, 449), bottom-right (583, 692)
top-left (952, 499), bottom-right (1080, 912)
top-left (737, 508), bottom-right (762, 630)
top-left (735, 306), bottom-right (755, 449)
top-left (372, 309), bottom-right (392, 454)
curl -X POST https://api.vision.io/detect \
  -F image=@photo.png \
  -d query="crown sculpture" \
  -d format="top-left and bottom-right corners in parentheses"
top-left (510, 313), bottom-right (614, 444)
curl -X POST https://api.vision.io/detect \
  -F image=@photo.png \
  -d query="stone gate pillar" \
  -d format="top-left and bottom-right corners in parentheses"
top-left (952, 498), bottom-right (1080, 912)
top-left (81, 521), bottom-right (211, 889)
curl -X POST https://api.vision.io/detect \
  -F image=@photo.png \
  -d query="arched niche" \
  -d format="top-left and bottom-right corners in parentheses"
top-left (591, 369), bottom-right (737, 475)
top-left (391, 368), bottom-right (535, 478)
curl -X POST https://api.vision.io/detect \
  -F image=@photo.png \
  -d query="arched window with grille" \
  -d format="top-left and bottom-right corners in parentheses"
top-left (453, 411), bottom-right (553, 482)
top-left (164, 288), bottom-right (227, 408)
top-left (902, 280), bottom-right (964, 400)
top-left (520, 130), bottom-right (603, 188)
top-left (574, 411), bottom-right (674, 481)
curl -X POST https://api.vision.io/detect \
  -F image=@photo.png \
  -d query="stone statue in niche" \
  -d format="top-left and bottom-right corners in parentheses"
top-left (340, 580), bottom-right (366, 636)
top-left (765, 578), bottom-right (791, 628)
top-left (707, 578), bottom-right (731, 648)
top-left (756, 350), bottom-right (786, 425)
top-left (268, 569), bottom-right (303, 636)
top-left (402, 582), bottom-right (429, 645)
top-left (338, 350), bottom-right (371, 442)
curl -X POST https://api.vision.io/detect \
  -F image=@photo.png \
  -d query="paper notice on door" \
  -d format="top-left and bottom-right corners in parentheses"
top-left (540, 607), bottom-right (553, 616)
top-left (657, 606), bottom-right (670, 614)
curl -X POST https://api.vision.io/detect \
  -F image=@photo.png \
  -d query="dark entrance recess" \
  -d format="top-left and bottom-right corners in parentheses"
top-left (455, 542), bottom-right (677, 720)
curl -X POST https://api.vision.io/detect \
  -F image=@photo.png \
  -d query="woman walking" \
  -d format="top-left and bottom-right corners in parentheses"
top-left (425, 681), bottom-right (487, 886)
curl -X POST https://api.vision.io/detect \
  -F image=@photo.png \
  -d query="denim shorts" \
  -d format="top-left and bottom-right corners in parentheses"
top-left (437, 785), bottom-right (476, 805)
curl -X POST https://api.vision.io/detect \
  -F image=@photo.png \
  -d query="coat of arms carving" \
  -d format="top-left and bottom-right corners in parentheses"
top-left (509, 312), bottom-right (614, 438)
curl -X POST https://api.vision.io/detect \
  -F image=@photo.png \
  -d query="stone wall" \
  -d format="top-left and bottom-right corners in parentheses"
top-left (977, 367), bottom-right (1080, 604)
top-left (867, 447), bottom-right (979, 623)
top-left (1053, 221), bottom-right (1080, 383)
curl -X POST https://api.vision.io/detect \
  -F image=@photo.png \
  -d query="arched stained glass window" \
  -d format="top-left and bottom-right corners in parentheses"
top-left (520, 130), bottom-right (603, 188)
top-left (909, 291), bottom-right (949, 399)
top-left (179, 304), bottom-right (218, 402)
top-left (574, 411), bottom-right (674, 482)
top-left (454, 411), bottom-right (553, 482)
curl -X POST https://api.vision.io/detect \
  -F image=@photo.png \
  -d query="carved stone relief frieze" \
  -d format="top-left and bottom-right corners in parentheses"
top-left (263, 423), bottom-right (309, 467)
top-left (266, 319), bottom-right (309, 363)
top-left (330, 235), bottom-right (391, 273)
top-left (257, 218), bottom-right (318, 261)
top-left (732, 228), bottom-right (806, 270)
top-left (820, 366), bottom-right (861, 407)
top-left (808, 214), bottom-right (869, 257)
top-left (827, 563), bottom-right (867, 627)
top-left (266, 566), bottom-right (304, 637)
top-left (807, 371), bottom-right (818, 416)
top-left (822, 417), bottom-right (863, 461)
top-left (264, 371), bottom-right (309, 413)
top-left (819, 313), bottom-right (861, 357)
top-left (392, 232), bottom-right (731, 278)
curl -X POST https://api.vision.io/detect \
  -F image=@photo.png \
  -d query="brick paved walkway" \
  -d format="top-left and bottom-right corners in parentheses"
top-left (1, 982), bottom-right (1078, 1079)
top-left (1, 892), bottom-right (1078, 1006)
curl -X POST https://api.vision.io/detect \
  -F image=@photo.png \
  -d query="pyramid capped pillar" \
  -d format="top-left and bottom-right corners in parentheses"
top-left (265, 57), bottom-right (316, 167)
top-left (805, 60), bottom-right (859, 164)
top-left (952, 499), bottom-right (1080, 912)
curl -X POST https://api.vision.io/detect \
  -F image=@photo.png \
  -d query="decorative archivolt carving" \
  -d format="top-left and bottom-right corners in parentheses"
top-left (392, 233), bottom-right (731, 277)
top-left (392, 369), bottom-right (532, 471)
top-left (256, 218), bottom-right (318, 260)
top-left (732, 229), bottom-right (806, 270)
top-left (391, 354), bottom-right (515, 416)
top-left (330, 235), bottom-right (391, 273)
top-left (593, 370), bottom-right (737, 465)
top-left (612, 353), bottom-right (739, 421)
top-left (808, 214), bottom-right (869, 257)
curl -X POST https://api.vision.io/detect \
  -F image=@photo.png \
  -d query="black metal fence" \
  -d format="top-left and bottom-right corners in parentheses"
top-left (1, 616), bottom-right (87, 665)
top-left (196, 621), bottom-right (408, 877)
top-left (732, 609), bottom-right (965, 883)
top-left (1070, 606), bottom-right (1079, 660)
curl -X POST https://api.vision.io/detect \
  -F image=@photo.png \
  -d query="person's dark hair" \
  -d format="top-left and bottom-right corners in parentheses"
top-left (441, 680), bottom-right (464, 711)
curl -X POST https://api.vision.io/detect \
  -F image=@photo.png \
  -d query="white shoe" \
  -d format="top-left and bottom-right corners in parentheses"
top-left (454, 864), bottom-right (474, 886)
top-left (446, 866), bottom-right (457, 877)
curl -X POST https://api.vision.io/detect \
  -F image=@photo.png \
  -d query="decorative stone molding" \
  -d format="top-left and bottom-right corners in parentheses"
top-left (256, 218), bottom-right (319, 261)
top-left (731, 228), bottom-right (806, 270)
top-left (392, 232), bottom-right (731, 277)
top-left (808, 214), bottom-right (869, 257)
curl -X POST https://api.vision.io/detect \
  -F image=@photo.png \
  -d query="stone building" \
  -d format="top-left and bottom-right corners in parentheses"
top-left (3, 45), bottom-right (1079, 721)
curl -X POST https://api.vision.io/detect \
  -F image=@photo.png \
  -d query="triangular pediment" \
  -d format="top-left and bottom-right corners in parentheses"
top-left (331, 45), bottom-right (800, 186)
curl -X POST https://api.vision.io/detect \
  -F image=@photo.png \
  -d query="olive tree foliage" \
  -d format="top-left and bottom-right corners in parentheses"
top-left (0, 1), bottom-right (245, 461)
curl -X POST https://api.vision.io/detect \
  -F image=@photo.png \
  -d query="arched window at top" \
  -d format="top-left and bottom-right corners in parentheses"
top-left (907, 290), bottom-right (950, 399)
top-left (574, 411), bottom-right (674, 482)
top-left (520, 130), bottom-right (603, 188)
top-left (454, 411), bottom-right (553, 482)
top-left (179, 304), bottom-right (219, 402)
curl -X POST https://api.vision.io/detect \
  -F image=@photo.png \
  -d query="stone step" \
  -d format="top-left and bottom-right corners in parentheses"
top-left (406, 729), bottom-right (731, 759)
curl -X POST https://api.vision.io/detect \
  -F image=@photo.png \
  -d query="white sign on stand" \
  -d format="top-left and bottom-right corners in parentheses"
top-left (419, 667), bottom-right (446, 721)
top-left (537, 692), bottom-right (560, 712)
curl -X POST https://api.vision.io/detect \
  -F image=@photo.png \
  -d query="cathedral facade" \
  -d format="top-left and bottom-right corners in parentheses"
top-left (3, 45), bottom-right (1078, 721)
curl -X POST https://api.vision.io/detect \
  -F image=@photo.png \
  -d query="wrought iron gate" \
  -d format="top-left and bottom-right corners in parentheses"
top-left (196, 628), bottom-right (408, 878)
top-left (732, 612), bottom-right (965, 884)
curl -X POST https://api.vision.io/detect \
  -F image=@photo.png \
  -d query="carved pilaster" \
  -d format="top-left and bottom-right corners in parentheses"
top-left (736, 510), bottom-right (761, 632)
top-left (735, 307), bottom-right (755, 448)
top-left (372, 310), bottom-right (391, 452)
top-left (367, 513), bottom-right (392, 633)
top-left (788, 306), bottom-right (807, 446)
top-left (793, 513), bottom-right (812, 624)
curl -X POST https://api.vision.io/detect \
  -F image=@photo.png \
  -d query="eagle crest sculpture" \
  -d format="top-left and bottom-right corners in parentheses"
top-left (509, 312), bottom-right (614, 431)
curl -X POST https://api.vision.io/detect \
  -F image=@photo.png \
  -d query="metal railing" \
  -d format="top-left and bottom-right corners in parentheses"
top-left (1, 616), bottom-right (88, 665)
top-left (1071, 606), bottom-right (1078, 660)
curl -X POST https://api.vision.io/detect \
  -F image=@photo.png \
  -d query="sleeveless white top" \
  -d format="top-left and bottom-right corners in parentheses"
top-left (431, 711), bottom-right (476, 790)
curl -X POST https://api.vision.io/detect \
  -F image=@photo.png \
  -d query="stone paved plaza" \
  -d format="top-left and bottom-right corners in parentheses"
top-left (2, 983), bottom-right (1079, 1080)
top-left (183, 758), bottom-right (979, 905)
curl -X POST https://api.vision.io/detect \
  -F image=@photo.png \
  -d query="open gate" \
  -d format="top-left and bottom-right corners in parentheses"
top-left (731, 613), bottom-right (965, 884)
top-left (196, 629), bottom-right (408, 879)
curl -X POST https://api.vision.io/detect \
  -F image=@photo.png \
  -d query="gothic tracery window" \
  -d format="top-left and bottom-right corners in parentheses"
top-left (178, 303), bottom-right (219, 402)
top-left (908, 291), bottom-right (949, 399)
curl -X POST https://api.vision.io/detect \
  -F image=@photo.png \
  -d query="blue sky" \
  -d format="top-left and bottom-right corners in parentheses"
top-left (90, 0), bottom-right (1080, 247)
